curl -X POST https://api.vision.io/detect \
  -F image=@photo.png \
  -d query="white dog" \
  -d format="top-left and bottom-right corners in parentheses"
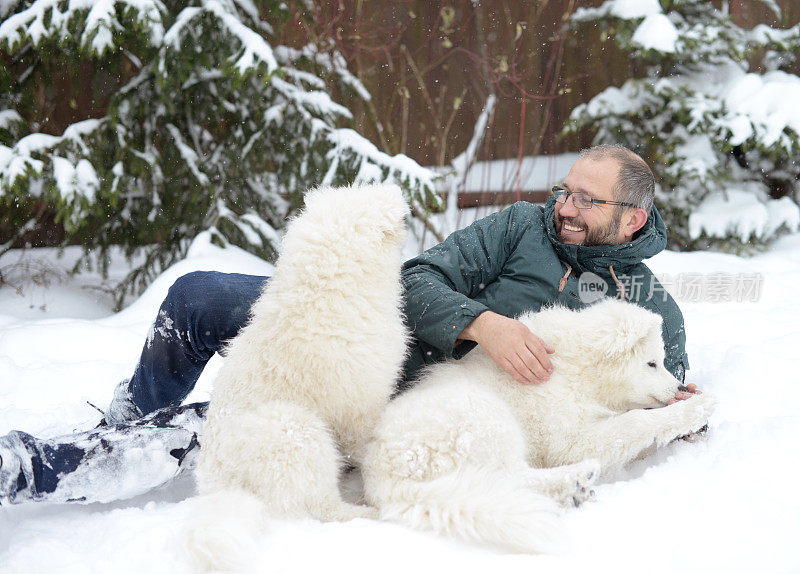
top-left (361, 299), bottom-right (715, 554)
top-left (185, 184), bottom-right (409, 571)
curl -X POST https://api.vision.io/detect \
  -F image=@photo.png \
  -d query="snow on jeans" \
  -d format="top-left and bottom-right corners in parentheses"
top-left (123, 270), bottom-right (270, 420)
top-left (0, 271), bottom-right (268, 504)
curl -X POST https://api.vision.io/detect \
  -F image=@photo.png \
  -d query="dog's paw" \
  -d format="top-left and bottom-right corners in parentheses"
top-left (533, 459), bottom-right (600, 507)
top-left (569, 459), bottom-right (600, 507)
top-left (659, 394), bottom-right (716, 445)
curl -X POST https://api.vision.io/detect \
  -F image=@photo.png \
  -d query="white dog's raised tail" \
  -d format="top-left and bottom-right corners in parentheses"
top-left (183, 489), bottom-right (266, 572)
top-left (378, 467), bottom-right (563, 554)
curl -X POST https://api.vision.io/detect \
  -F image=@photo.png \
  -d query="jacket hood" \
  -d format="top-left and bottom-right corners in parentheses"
top-left (543, 196), bottom-right (668, 278)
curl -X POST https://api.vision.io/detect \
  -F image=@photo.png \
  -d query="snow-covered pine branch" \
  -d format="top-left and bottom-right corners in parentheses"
top-left (0, 0), bottom-right (166, 54)
top-left (0, 0), bottom-right (435, 305)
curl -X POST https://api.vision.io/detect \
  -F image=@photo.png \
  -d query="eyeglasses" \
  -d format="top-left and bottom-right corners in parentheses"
top-left (551, 186), bottom-right (639, 210)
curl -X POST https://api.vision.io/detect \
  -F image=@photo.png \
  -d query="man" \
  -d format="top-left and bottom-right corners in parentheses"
top-left (0, 144), bottom-right (695, 505)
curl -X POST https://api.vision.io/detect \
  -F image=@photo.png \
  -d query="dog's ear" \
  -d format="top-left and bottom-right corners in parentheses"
top-left (581, 299), bottom-right (663, 359)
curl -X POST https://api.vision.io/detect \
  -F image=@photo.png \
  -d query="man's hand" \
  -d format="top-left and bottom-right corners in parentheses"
top-left (459, 311), bottom-right (555, 385)
top-left (668, 383), bottom-right (702, 405)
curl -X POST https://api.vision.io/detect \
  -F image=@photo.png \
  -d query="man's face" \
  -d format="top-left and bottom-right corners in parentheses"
top-left (554, 157), bottom-right (628, 246)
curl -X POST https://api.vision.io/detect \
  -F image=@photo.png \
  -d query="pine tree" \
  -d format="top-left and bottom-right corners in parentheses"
top-left (0, 0), bottom-right (436, 303)
top-left (564, 0), bottom-right (800, 251)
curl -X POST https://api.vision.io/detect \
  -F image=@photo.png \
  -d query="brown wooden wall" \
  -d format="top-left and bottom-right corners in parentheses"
top-left (282, 0), bottom-right (800, 169)
top-left (12, 0), bottom-right (800, 170)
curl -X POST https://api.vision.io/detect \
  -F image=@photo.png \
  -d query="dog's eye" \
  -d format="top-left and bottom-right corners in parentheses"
top-left (647, 361), bottom-right (657, 368)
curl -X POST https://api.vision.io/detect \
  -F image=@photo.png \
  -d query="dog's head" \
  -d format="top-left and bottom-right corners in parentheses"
top-left (302, 184), bottom-right (409, 248)
top-left (581, 298), bottom-right (682, 410)
top-left (541, 298), bottom-right (682, 411)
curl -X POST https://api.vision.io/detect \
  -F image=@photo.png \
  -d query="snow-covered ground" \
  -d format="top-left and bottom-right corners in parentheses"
top-left (1, 229), bottom-right (799, 574)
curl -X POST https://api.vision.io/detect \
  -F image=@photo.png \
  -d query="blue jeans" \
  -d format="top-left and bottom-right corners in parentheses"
top-left (0, 271), bottom-right (268, 504)
top-left (124, 270), bottom-right (269, 418)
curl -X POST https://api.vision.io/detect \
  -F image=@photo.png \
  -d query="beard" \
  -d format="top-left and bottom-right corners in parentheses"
top-left (555, 212), bottom-right (621, 246)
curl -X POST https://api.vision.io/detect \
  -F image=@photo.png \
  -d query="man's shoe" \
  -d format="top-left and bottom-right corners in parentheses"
top-left (105, 379), bottom-right (143, 425)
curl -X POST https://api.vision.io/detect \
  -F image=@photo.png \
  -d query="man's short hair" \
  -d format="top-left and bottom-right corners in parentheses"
top-left (580, 144), bottom-right (655, 214)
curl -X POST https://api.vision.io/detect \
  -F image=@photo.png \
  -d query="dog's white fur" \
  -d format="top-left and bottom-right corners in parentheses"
top-left (362, 299), bottom-right (716, 553)
top-left (185, 184), bottom-right (409, 571)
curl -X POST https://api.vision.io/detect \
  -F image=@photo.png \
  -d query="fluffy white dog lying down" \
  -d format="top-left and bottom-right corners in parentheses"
top-left (362, 299), bottom-right (716, 554)
top-left (184, 184), bottom-right (409, 571)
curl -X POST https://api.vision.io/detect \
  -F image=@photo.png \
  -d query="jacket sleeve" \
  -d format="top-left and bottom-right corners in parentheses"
top-left (662, 308), bottom-right (689, 383)
top-left (401, 203), bottom-right (530, 358)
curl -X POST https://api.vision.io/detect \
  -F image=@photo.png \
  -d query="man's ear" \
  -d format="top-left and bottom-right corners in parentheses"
top-left (624, 208), bottom-right (648, 238)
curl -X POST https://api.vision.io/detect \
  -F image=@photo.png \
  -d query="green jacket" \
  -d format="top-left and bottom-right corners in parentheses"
top-left (400, 197), bottom-right (688, 388)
